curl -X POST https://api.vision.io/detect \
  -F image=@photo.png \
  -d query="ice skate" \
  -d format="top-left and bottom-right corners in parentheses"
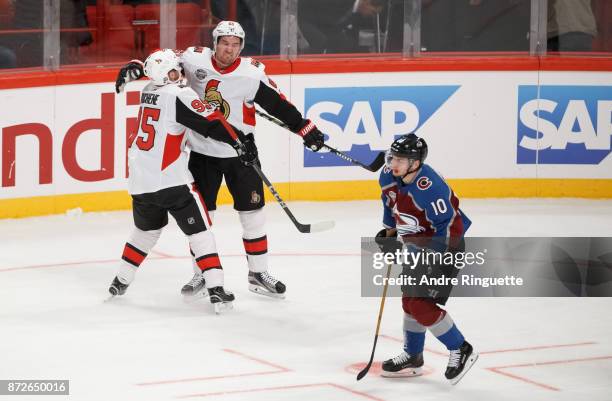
top-left (181, 272), bottom-right (207, 301)
top-left (208, 286), bottom-right (235, 314)
top-left (108, 276), bottom-right (129, 299)
top-left (381, 351), bottom-right (424, 378)
top-left (248, 271), bottom-right (286, 299)
top-left (445, 341), bottom-right (478, 385)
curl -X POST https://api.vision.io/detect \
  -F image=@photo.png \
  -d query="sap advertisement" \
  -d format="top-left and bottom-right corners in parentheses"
top-left (302, 86), bottom-right (459, 167)
top-left (1, 70), bottom-right (612, 204)
top-left (517, 85), bottom-right (612, 165)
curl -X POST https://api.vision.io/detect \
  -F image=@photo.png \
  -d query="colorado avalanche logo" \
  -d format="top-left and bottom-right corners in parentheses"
top-left (417, 177), bottom-right (432, 190)
top-left (396, 212), bottom-right (425, 236)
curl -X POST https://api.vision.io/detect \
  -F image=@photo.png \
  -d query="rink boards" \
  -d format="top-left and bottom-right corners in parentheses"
top-left (0, 58), bottom-right (611, 218)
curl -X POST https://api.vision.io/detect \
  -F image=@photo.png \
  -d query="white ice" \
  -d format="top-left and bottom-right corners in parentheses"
top-left (1, 199), bottom-right (612, 401)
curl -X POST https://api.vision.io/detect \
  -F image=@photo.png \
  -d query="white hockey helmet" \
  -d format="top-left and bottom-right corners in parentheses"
top-left (212, 20), bottom-right (245, 52)
top-left (143, 49), bottom-right (182, 86)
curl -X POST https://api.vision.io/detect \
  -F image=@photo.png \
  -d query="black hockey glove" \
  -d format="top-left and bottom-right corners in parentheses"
top-left (374, 228), bottom-right (402, 255)
top-left (115, 61), bottom-right (144, 93)
top-left (234, 133), bottom-right (259, 166)
top-left (298, 120), bottom-right (325, 152)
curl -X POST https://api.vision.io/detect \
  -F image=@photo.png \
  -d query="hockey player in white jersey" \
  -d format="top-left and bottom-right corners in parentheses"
top-left (115, 21), bottom-right (326, 299)
top-left (109, 49), bottom-right (255, 313)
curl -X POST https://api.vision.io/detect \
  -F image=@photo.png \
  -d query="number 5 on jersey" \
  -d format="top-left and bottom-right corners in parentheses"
top-left (131, 107), bottom-right (161, 151)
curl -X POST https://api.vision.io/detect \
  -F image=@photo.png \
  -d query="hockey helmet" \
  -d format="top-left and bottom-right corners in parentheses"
top-left (389, 133), bottom-right (428, 163)
top-left (212, 20), bottom-right (246, 52)
top-left (386, 133), bottom-right (428, 175)
top-left (144, 49), bottom-right (181, 86)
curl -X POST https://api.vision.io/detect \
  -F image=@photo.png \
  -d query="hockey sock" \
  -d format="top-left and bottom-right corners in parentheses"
top-left (117, 228), bottom-right (161, 283)
top-left (189, 248), bottom-right (201, 275)
top-left (239, 209), bottom-right (268, 273)
top-left (189, 230), bottom-right (223, 287)
top-left (428, 312), bottom-right (465, 351)
top-left (403, 313), bottom-right (426, 355)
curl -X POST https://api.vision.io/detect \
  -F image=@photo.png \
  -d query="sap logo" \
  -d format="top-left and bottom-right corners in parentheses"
top-left (303, 86), bottom-right (459, 167)
top-left (517, 86), bottom-right (612, 164)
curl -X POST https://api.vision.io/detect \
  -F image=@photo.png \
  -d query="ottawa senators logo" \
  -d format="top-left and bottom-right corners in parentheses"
top-left (204, 79), bottom-right (230, 119)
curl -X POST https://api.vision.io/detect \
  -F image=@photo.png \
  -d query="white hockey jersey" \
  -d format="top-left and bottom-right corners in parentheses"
top-left (128, 81), bottom-right (220, 195)
top-left (180, 46), bottom-right (282, 158)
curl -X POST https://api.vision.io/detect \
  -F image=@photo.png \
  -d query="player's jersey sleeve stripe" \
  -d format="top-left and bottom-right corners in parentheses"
top-left (160, 131), bottom-right (185, 171)
top-left (175, 96), bottom-right (214, 136)
top-left (242, 102), bottom-right (256, 126)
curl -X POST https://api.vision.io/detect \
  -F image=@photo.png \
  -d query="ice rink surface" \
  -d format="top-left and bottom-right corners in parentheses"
top-left (1, 199), bottom-right (612, 401)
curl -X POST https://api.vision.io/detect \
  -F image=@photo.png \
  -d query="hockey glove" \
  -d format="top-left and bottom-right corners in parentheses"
top-left (374, 228), bottom-right (402, 255)
top-left (234, 133), bottom-right (259, 166)
top-left (298, 120), bottom-right (325, 152)
top-left (115, 60), bottom-right (144, 93)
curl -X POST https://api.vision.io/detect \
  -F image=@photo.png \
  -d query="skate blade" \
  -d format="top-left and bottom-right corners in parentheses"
top-left (104, 294), bottom-right (117, 303)
top-left (381, 367), bottom-right (423, 378)
top-left (213, 301), bottom-right (233, 315)
top-left (248, 284), bottom-right (286, 299)
top-left (182, 288), bottom-right (209, 303)
top-left (449, 352), bottom-right (479, 385)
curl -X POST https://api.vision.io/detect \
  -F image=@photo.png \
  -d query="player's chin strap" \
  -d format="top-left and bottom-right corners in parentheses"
top-left (398, 159), bottom-right (419, 180)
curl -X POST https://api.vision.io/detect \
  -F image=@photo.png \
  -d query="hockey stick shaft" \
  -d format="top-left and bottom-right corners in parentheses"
top-left (251, 163), bottom-right (311, 233)
top-left (252, 162), bottom-right (333, 233)
top-left (213, 114), bottom-right (333, 233)
top-left (356, 262), bottom-right (393, 381)
top-left (255, 110), bottom-right (385, 172)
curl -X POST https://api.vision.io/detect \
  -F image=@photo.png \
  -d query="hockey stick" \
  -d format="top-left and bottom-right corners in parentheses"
top-left (255, 110), bottom-right (386, 172)
top-left (356, 261), bottom-right (393, 381)
top-left (251, 162), bottom-right (334, 233)
top-left (216, 115), bottom-right (334, 233)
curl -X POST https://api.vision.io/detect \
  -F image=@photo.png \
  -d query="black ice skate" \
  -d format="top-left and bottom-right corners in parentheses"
top-left (381, 351), bottom-right (424, 378)
top-left (108, 276), bottom-right (129, 297)
top-left (208, 286), bottom-right (235, 314)
top-left (181, 272), bottom-right (207, 299)
top-left (248, 271), bottom-right (286, 299)
top-left (445, 341), bottom-right (478, 385)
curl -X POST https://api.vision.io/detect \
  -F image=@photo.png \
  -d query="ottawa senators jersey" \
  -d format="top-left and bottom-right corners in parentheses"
top-left (128, 81), bottom-right (223, 195)
top-left (180, 46), bottom-right (284, 158)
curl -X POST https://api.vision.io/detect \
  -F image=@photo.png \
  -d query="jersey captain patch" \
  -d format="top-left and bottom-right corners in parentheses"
top-left (205, 79), bottom-right (230, 119)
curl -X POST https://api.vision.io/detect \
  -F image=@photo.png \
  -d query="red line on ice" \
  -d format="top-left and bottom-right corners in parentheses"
top-left (136, 349), bottom-right (290, 386)
top-left (0, 253), bottom-right (358, 273)
top-left (486, 355), bottom-right (612, 391)
top-left (176, 382), bottom-right (385, 400)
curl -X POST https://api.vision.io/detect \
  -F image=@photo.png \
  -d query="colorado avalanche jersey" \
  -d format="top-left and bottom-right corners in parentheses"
top-left (180, 46), bottom-right (281, 158)
top-left (379, 164), bottom-right (471, 241)
top-left (128, 81), bottom-right (223, 195)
